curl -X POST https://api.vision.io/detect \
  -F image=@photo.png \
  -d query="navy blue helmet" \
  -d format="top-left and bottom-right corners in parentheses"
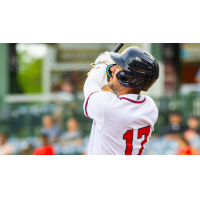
top-left (107, 46), bottom-right (159, 91)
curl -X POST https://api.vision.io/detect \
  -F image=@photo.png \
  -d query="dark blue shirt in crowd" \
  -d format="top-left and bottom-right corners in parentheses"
top-left (160, 123), bottom-right (187, 136)
top-left (41, 125), bottom-right (62, 142)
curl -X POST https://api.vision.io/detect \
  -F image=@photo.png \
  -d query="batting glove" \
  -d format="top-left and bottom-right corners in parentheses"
top-left (94, 51), bottom-right (115, 66)
top-left (88, 51), bottom-right (115, 76)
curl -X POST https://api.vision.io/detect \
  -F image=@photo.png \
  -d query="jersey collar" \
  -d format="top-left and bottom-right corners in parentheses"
top-left (119, 94), bottom-right (146, 103)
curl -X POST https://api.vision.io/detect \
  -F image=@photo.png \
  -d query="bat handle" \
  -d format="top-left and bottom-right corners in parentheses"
top-left (113, 43), bottom-right (125, 53)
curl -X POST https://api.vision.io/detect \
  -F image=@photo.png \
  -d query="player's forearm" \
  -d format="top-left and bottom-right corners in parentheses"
top-left (83, 63), bottom-right (107, 99)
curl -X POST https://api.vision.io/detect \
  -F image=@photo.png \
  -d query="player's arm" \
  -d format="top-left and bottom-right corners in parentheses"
top-left (83, 63), bottom-right (106, 99)
top-left (83, 52), bottom-right (114, 99)
top-left (83, 52), bottom-right (115, 129)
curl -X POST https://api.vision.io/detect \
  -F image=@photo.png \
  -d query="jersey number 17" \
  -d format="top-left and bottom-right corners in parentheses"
top-left (123, 126), bottom-right (150, 155)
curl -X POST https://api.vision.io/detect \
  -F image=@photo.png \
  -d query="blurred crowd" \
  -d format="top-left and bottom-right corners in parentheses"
top-left (1, 110), bottom-right (200, 155)
top-left (0, 116), bottom-right (89, 155)
top-left (144, 111), bottom-right (200, 155)
top-left (2, 110), bottom-right (200, 155)
top-left (0, 74), bottom-right (90, 155)
top-left (1, 75), bottom-right (200, 155)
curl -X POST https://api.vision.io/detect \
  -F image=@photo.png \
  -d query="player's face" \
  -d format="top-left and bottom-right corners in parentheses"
top-left (108, 64), bottom-right (124, 91)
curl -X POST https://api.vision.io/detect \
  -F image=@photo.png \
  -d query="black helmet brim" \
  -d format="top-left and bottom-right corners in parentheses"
top-left (110, 52), bottom-right (127, 69)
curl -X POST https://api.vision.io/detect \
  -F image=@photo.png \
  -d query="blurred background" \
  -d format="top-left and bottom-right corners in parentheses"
top-left (0, 43), bottom-right (200, 155)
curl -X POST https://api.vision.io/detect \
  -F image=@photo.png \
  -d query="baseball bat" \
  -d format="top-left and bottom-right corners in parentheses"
top-left (113, 43), bottom-right (125, 53)
top-left (88, 43), bottom-right (125, 76)
top-left (104, 43), bottom-right (125, 78)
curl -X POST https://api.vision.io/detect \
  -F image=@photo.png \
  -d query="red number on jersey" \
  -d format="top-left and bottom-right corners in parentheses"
top-left (137, 126), bottom-right (151, 155)
top-left (123, 126), bottom-right (150, 155)
top-left (123, 130), bottom-right (133, 155)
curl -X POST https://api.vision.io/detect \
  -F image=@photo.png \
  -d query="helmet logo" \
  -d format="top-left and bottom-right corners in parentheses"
top-left (122, 50), bottom-right (127, 55)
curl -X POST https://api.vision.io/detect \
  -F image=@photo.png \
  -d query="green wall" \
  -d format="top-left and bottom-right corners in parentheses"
top-left (151, 43), bottom-right (163, 61)
top-left (0, 43), bottom-right (9, 106)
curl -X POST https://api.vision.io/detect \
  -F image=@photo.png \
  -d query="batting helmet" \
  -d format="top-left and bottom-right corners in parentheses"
top-left (107, 46), bottom-right (159, 91)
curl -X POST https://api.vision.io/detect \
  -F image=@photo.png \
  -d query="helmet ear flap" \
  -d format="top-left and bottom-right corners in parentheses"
top-left (116, 70), bottom-right (136, 87)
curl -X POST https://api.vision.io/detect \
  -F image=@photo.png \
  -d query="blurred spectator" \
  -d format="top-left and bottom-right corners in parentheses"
top-left (33, 134), bottom-right (55, 155)
top-left (0, 133), bottom-right (14, 155)
top-left (195, 68), bottom-right (200, 92)
top-left (19, 143), bottom-right (35, 155)
top-left (177, 135), bottom-right (199, 155)
top-left (56, 77), bottom-right (77, 101)
top-left (160, 111), bottom-right (187, 139)
top-left (41, 115), bottom-right (62, 143)
top-left (59, 118), bottom-right (83, 146)
top-left (184, 115), bottom-right (200, 141)
top-left (61, 77), bottom-right (73, 93)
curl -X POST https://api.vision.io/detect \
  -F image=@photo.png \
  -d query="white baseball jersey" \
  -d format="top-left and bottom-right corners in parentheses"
top-left (83, 91), bottom-right (158, 155)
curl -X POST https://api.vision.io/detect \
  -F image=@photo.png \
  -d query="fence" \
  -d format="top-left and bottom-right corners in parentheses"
top-left (0, 92), bottom-right (200, 138)
top-left (154, 92), bottom-right (200, 133)
top-left (0, 101), bottom-right (92, 138)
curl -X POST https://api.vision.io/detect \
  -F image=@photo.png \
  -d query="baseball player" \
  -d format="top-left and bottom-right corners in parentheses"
top-left (83, 46), bottom-right (159, 155)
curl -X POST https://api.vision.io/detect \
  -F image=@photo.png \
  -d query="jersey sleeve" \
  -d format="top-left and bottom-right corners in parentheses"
top-left (83, 91), bottom-right (115, 130)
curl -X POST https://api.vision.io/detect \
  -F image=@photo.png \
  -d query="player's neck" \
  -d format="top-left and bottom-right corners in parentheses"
top-left (116, 88), bottom-right (140, 97)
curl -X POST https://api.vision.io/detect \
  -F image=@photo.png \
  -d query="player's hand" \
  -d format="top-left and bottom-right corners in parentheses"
top-left (94, 51), bottom-right (115, 66)
top-left (88, 52), bottom-right (115, 76)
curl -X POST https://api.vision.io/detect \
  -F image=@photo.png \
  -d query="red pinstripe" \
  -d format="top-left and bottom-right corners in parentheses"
top-left (119, 97), bottom-right (146, 104)
top-left (85, 91), bottom-right (98, 117)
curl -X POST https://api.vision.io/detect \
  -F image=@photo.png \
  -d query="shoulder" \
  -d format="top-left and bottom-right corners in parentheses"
top-left (180, 124), bottom-right (187, 130)
top-left (41, 127), bottom-right (46, 131)
top-left (144, 95), bottom-right (159, 122)
top-left (53, 125), bottom-right (61, 131)
top-left (161, 124), bottom-right (173, 132)
top-left (163, 124), bottom-right (172, 129)
top-left (59, 133), bottom-right (67, 140)
top-left (145, 95), bottom-right (158, 110)
top-left (47, 145), bottom-right (54, 150)
top-left (46, 145), bottom-right (55, 154)
top-left (85, 91), bottom-right (118, 104)
top-left (144, 95), bottom-right (155, 103)
top-left (93, 91), bottom-right (117, 99)
top-left (4, 142), bottom-right (14, 151)
top-left (197, 128), bottom-right (200, 134)
top-left (33, 147), bottom-right (41, 155)
top-left (83, 91), bottom-right (118, 119)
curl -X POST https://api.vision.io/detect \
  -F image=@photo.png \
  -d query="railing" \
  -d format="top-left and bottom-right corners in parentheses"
top-left (0, 93), bottom-right (200, 138)
top-left (153, 92), bottom-right (200, 134)
top-left (0, 101), bottom-right (92, 138)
